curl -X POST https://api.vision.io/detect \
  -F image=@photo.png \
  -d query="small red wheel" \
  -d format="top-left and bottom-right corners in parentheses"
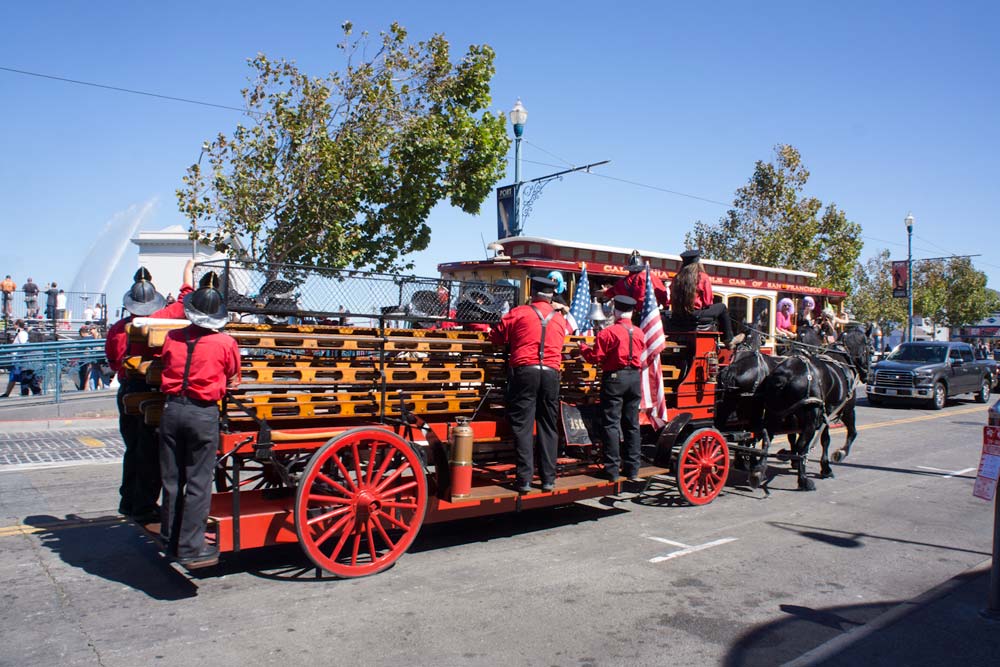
top-left (295, 428), bottom-right (427, 577)
top-left (674, 428), bottom-right (730, 505)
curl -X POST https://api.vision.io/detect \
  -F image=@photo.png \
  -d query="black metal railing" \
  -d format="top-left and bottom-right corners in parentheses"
top-left (2, 290), bottom-right (108, 340)
top-left (193, 260), bottom-right (518, 327)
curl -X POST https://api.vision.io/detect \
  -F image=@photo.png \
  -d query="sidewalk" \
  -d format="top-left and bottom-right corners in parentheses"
top-left (0, 389), bottom-right (117, 432)
top-left (787, 561), bottom-right (1000, 666)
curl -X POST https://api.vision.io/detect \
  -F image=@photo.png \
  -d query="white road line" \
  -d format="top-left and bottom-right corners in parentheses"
top-left (643, 535), bottom-right (690, 548)
top-left (916, 465), bottom-right (976, 478)
top-left (645, 536), bottom-right (738, 563)
top-left (0, 459), bottom-right (119, 473)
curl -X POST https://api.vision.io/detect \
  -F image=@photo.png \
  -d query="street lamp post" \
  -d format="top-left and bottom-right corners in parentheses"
top-left (508, 99), bottom-right (527, 237)
top-left (906, 213), bottom-right (914, 342)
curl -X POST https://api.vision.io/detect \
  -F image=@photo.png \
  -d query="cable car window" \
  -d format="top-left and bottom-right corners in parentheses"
top-left (728, 295), bottom-right (749, 327)
top-left (753, 297), bottom-right (771, 334)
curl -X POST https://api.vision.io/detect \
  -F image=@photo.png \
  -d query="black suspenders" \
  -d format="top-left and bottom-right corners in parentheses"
top-left (624, 322), bottom-right (635, 368)
top-left (180, 330), bottom-right (203, 397)
top-left (528, 304), bottom-right (556, 366)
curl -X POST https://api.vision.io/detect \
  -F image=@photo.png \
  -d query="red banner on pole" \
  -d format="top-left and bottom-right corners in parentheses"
top-left (892, 261), bottom-right (909, 298)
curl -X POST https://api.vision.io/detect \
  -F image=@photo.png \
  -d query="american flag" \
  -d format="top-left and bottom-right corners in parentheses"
top-left (639, 263), bottom-right (669, 427)
top-left (567, 262), bottom-right (593, 336)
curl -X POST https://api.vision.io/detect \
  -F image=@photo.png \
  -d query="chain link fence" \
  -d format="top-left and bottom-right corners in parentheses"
top-left (193, 260), bottom-right (518, 327)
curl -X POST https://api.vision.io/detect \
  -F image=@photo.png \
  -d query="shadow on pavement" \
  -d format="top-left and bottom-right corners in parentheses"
top-left (833, 460), bottom-right (977, 480)
top-left (723, 599), bottom-right (899, 666)
top-left (767, 521), bottom-right (991, 557)
top-left (189, 502), bottom-right (631, 583)
top-left (24, 514), bottom-right (198, 600)
top-left (724, 568), bottom-right (999, 666)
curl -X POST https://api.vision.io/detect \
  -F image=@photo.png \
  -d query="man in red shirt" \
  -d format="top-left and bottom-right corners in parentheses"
top-left (490, 277), bottom-right (568, 493)
top-left (159, 272), bottom-right (240, 568)
top-left (578, 295), bottom-right (646, 482)
top-left (105, 261), bottom-right (194, 523)
top-left (602, 251), bottom-right (669, 314)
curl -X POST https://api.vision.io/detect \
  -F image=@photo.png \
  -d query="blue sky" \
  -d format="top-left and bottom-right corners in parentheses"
top-left (2, 1), bottom-right (997, 306)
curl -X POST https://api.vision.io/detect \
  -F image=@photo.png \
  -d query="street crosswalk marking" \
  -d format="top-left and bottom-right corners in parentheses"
top-left (644, 534), bottom-right (738, 563)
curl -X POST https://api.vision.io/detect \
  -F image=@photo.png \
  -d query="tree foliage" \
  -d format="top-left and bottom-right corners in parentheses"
top-left (686, 144), bottom-right (862, 292)
top-left (848, 249), bottom-right (907, 329)
top-left (850, 251), bottom-right (998, 332)
top-left (177, 22), bottom-right (510, 272)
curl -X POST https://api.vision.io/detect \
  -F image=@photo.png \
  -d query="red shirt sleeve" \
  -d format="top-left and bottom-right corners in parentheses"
top-left (104, 318), bottom-right (129, 376)
top-left (653, 275), bottom-right (669, 307)
top-left (695, 273), bottom-right (713, 309)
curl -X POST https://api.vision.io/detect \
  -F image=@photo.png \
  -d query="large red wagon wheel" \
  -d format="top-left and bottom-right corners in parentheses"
top-left (674, 428), bottom-right (730, 506)
top-left (294, 428), bottom-right (428, 578)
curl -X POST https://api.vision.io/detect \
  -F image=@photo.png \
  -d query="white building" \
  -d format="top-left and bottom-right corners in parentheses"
top-left (130, 225), bottom-right (227, 295)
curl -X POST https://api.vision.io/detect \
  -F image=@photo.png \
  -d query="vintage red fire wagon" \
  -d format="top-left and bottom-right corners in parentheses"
top-left (123, 246), bottom-right (844, 578)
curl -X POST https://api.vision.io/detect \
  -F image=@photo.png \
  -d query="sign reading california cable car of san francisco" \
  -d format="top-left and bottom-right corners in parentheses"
top-left (438, 236), bottom-right (848, 350)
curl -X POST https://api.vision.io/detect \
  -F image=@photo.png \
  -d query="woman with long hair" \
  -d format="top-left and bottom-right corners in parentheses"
top-left (670, 250), bottom-right (737, 347)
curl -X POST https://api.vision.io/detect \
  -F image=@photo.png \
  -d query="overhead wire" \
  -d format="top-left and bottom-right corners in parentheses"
top-left (521, 158), bottom-right (730, 206)
top-left (0, 65), bottom-right (253, 114)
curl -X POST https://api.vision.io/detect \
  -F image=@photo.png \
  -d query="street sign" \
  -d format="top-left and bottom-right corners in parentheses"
top-left (496, 185), bottom-right (515, 240)
top-left (892, 260), bottom-right (909, 298)
top-left (974, 427), bottom-right (1000, 501)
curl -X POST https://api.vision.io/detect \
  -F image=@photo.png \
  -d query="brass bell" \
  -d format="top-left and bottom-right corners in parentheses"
top-left (588, 299), bottom-right (607, 322)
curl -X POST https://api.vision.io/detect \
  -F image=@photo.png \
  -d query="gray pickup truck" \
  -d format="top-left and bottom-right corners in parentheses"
top-left (866, 341), bottom-right (992, 409)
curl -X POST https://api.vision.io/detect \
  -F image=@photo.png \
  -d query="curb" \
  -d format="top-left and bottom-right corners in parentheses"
top-left (782, 558), bottom-right (994, 666)
top-left (0, 417), bottom-right (119, 433)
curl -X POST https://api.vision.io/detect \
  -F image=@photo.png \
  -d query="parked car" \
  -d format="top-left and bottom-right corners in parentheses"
top-left (866, 341), bottom-right (992, 410)
top-left (975, 348), bottom-right (999, 390)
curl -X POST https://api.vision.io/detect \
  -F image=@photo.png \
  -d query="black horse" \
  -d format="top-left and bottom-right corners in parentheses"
top-left (760, 325), bottom-right (872, 490)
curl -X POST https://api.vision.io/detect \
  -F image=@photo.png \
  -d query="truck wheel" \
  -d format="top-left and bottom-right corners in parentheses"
top-left (929, 382), bottom-right (946, 410)
top-left (975, 378), bottom-right (990, 404)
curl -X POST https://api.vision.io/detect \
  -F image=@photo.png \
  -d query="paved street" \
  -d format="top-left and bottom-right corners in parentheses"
top-left (0, 399), bottom-right (996, 666)
top-left (0, 426), bottom-right (121, 467)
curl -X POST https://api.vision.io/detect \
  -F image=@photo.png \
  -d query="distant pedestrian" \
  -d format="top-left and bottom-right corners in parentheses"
top-left (1, 320), bottom-right (29, 397)
top-left (45, 282), bottom-right (59, 319)
top-left (1, 275), bottom-right (15, 317)
top-left (23, 278), bottom-right (39, 318)
top-left (56, 289), bottom-right (67, 320)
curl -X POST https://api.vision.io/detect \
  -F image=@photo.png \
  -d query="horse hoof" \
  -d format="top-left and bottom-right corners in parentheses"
top-left (798, 478), bottom-right (816, 491)
top-left (820, 469), bottom-right (835, 479)
top-left (775, 449), bottom-right (791, 461)
top-left (831, 450), bottom-right (845, 463)
top-left (749, 471), bottom-right (763, 489)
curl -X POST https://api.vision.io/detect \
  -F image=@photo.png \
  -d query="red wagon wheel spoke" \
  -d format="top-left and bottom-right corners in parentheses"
top-left (372, 516), bottom-right (396, 550)
top-left (380, 500), bottom-right (418, 510)
top-left (351, 442), bottom-right (364, 486)
top-left (295, 428), bottom-right (428, 578)
top-left (376, 511), bottom-right (406, 531)
top-left (365, 442), bottom-right (380, 486)
top-left (314, 513), bottom-right (353, 548)
top-left (374, 462), bottom-right (412, 494)
top-left (306, 505), bottom-right (353, 527)
top-left (332, 455), bottom-right (358, 492)
top-left (675, 429), bottom-right (730, 506)
top-left (316, 472), bottom-right (353, 498)
top-left (379, 480), bottom-right (418, 498)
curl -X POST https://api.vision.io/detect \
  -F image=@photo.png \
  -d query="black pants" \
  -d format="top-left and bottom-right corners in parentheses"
top-left (600, 368), bottom-right (642, 478)
top-left (116, 381), bottom-right (161, 516)
top-left (693, 303), bottom-right (734, 343)
top-left (159, 397), bottom-right (219, 558)
top-left (507, 365), bottom-right (560, 487)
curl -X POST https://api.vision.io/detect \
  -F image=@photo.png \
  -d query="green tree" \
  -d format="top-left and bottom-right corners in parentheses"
top-left (686, 144), bottom-right (862, 292)
top-left (848, 249), bottom-right (907, 330)
top-left (177, 22), bottom-right (510, 272)
top-left (938, 257), bottom-right (997, 326)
